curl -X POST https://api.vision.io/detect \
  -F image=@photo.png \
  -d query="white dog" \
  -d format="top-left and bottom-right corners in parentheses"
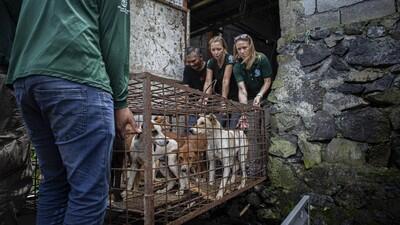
top-left (189, 114), bottom-right (248, 200)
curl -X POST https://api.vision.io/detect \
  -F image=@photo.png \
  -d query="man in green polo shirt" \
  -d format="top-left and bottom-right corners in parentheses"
top-left (6, 1), bottom-right (140, 224)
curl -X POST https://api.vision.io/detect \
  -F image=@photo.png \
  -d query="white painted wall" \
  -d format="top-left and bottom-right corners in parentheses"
top-left (129, 0), bottom-right (186, 80)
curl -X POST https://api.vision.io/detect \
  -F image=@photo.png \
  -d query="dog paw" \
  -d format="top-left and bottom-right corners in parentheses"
top-left (199, 178), bottom-right (206, 183)
top-left (238, 181), bottom-right (246, 189)
top-left (230, 175), bottom-right (236, 184)
top-left (216, 191), bottom-right (224, 200)
top-left (175, 190), bottom-right (184, 196)
top-left (154, 178), bottom-right (164, 183)
top-left (156, 188), bottom-right (168, 194)
top-left (120, 191), bottom-right (127, 199)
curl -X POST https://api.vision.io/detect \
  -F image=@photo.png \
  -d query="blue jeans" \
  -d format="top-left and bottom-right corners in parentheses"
top-left (13, 75), bottom-right (115, 225)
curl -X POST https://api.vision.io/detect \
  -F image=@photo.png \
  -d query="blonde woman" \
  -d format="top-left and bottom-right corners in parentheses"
top-left (203, 36), bottom-right (239, 128)
top-left (233, 34), bottom-right (272, 176)
top-left (233, 34), bottom-right (272, 128)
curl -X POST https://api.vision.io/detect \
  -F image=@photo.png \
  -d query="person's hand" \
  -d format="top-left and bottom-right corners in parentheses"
top-left (115, 107), bottom-right (141, 138)
top-left (221, 101), bottom-right (226, 108)
top-left (237, 114), bottom-right (248, 130)
top-left (253, 95), bottom-right (262, 107)
top-left (221, 101), bottom-right (227, 116)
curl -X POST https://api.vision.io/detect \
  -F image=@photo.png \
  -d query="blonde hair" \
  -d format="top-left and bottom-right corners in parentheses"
top-left (208, 36), bottom-right (228, 55)
top-left (233, 34), bottom-right (256, 70)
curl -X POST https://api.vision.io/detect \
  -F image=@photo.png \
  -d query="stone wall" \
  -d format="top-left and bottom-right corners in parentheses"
top-left (260, 12), bottom-right (400, 224)
top-left (280, 0), bottom-right (398, 37)
top-left (129, 0), bottom-right (186, 80)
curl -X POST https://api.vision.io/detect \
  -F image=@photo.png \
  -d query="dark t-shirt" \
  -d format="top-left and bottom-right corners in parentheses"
top-left (182, 65), bottom-right (207, 92)
top-left (206, 54), bottom-right (238, 101)
top-left (233, 52), bottom-right (272, 99)
top-left (0, 0), bottom-right (21, 67)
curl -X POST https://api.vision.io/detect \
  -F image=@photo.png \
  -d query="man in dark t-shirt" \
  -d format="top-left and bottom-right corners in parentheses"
top-left (182, 47), bottom-right (207, 129)
top-left (182, 47), bottom-right (207, 91)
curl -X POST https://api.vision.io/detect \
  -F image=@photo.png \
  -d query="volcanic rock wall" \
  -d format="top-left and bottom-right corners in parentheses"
top-left (260, 1), bottom-right (400, 223)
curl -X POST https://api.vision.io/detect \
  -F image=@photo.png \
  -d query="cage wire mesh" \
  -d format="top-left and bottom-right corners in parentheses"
top-left (26, 72), bottom-right (268, 225)
top-left (107, 73), bottom-right (268, 225)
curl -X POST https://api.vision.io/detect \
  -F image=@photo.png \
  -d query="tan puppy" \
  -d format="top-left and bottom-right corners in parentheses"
top-left (153, 115), bottom-right (208, 195)
top-left (178, 134), bottom-right (208, 184)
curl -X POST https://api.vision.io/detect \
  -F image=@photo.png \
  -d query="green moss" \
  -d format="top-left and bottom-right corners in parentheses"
top-left (271, 78), bottom-right (284, 90)
top-left (268, 157), bottom-right (299, 190)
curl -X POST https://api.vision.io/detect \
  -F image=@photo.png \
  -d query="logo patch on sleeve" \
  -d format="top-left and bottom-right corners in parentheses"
top-left (118, 0), bottom-right (130, 14)
top-left (254, 69), bottom-right (261, 77)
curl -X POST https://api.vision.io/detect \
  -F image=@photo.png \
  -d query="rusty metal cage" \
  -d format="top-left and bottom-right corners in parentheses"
top-left (107, 72), bottom-right (268, 225)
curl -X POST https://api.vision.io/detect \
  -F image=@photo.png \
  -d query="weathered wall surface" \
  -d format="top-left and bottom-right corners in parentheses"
top-left (130, 0), bottom-right (186, 80)
top-left (281, 0), bottom-right (397, 37)
top-left (264, 3), bottom-right (400, 223)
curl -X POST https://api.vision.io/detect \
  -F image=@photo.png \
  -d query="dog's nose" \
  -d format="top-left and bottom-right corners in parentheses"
top-left (181, 167), bottom-right (187, 173)
top-left (189, 128), bottom-right (194, 134)
top-left (166, 140), bottom-right (169, 145)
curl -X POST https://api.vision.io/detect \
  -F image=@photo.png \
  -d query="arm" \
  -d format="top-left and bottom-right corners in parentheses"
top-left (182, 66), bottom-right (190, 86)
top-left (238, 81), bottom-right (248, 105)
top-left (99, 1), bottom-right (140, 136)
top-left (99, 0), bottom-right (130, 109)
top-left (253, 54), bottom-right (273, 106)
top-left (253, 77), bottom-right (271, 106)
top-left (237, 81), bottom-right (249, 129)
top-left (203, 68), bottom-right (213, 95)
top-left (114, 108), bottom-right (141, 138)
top-left (221, 64), bottom-right (233, 99)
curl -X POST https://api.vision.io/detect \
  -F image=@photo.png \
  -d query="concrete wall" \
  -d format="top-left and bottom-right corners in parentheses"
top-left (130, 0), bottom-right (187, 80)
top-left (280, 0), bottom-right (398, 37)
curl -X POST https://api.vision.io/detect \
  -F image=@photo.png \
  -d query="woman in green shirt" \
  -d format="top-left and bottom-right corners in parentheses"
top-left (203, 36), bottom-right (240, 128)
top-left (233, 34), bottom-right (272, 176)
top-left (233, 34), bottom-right (272, 129)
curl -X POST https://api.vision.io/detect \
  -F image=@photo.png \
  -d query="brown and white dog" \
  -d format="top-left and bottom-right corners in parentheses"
top-left (153, 115), bottom-right (185, 146)
top-left (189, 114), bottom-right (248, 200)
top-left (153, 116), bottom-right (208, 195)
top-left (177, 135), bottom-right (208, 184)
top-left (122, 120), bottom-right (182, 198)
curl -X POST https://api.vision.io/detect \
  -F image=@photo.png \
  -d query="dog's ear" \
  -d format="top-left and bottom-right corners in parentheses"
top-left (152, 115), bottom-right (162, 124)
top-left (153, 116), bottom-right (162, 124)
top-left (207, 113), bottom-right (217, 122)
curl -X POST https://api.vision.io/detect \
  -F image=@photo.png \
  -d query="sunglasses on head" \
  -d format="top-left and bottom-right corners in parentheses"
top-left (234, 34), bottom-right (250, 42)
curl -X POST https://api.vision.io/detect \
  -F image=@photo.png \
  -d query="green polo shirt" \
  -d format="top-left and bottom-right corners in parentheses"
top-left (6, 0), bottom-right (130, 109)
top-left (233, 52), bottom-right (272, 99)
top-left (206, 53), bottom-right (238, 100)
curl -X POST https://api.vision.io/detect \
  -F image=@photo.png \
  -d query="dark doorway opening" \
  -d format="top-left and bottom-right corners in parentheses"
top-left (188, 0), bottom-right (281, 75)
